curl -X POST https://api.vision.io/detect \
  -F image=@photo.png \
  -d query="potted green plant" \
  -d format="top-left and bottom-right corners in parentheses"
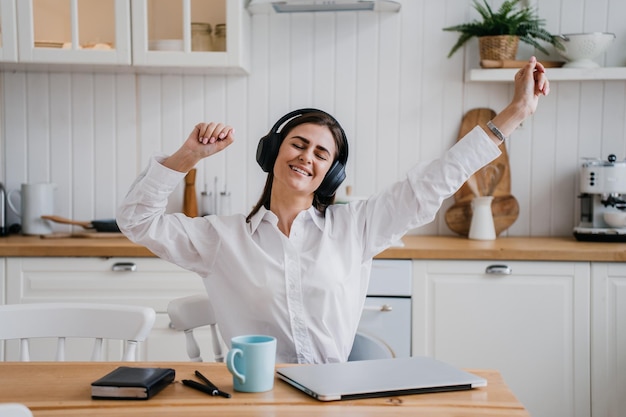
top-left (443, 0), bottom-right (557, 61)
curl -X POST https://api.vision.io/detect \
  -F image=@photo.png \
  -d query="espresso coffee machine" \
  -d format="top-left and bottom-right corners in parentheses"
top-left (574, 154), bottom-right (626, 242)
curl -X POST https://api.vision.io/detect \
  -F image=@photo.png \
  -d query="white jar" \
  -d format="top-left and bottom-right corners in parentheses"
top-left (191, 22), bottom-right (213, 51)
top-left (468, 196), bottom-right (496, 240)
top-left (214, 23), bottom-right (226, 51)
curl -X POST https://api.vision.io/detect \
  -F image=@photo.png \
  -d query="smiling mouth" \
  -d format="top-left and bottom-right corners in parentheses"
top-left (290, 165), bottom-right (311, 176)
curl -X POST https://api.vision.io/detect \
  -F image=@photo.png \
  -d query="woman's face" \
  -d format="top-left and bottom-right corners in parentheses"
top-left (273, 123), bottom-right (337, 197)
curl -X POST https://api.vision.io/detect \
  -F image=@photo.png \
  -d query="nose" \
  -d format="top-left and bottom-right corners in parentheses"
top-left (298, 149), bottom-right (313, 164)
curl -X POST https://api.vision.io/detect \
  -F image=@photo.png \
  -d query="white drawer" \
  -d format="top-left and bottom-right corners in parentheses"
top-left (6, 257), bottom-right (205, 312)
top-left (369, 259), bottom-right (412, 296)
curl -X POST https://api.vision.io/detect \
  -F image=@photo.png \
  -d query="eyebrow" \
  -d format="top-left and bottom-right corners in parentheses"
top-left (291, 136), bottom-right (332, 156)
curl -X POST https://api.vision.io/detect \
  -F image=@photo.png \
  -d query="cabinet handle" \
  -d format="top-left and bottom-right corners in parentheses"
top-left (111, 262), bottom-right (137, 272)
top-left (362, 304), bottom-right (393, 312)
top-left (485, 264), bottom-right (512, 275)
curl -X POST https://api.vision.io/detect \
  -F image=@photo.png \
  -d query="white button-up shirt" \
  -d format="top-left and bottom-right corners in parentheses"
top-left (116, 126), bottom-right (500, 364)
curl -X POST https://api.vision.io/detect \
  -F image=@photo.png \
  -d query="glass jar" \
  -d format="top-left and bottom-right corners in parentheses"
top-left (191, 22), bottom-right (212, 51)
top-left (214, 23), bottom-right (226, 51)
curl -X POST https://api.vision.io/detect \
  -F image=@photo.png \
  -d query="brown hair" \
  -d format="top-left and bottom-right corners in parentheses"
top-left (246, 111), bottom-right (348, 222)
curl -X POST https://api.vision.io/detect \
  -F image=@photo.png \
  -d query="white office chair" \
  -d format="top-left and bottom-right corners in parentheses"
top-left (0, 303), bottom-right (156, 361)
top-left (167, 294), bottom-right (224, 362)
top-left (0, 403), bottom-right (33, 417)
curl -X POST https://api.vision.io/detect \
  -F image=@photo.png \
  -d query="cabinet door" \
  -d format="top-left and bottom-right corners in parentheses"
top-left (131, 0), bottom-right (250, 73)
top-left (591, 262), bottom-right (626, 417)
top-left (0, 0), bottom-right (18, 62)
top-left (413, 260), bottom-right (590, 417)
top-left (16, 0), bottom-right (131, 65)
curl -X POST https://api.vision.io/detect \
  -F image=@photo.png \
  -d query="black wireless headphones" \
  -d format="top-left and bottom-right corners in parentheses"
top-left (256, 108), bottom-right (348, 198)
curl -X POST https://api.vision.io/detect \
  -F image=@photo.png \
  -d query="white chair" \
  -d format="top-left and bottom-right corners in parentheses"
top-left (0, 403), bottom-right (33, 417)
top-left (167, 294), bottom-right (224, 362)
top-left (0, 303), bottom-right (156, 361)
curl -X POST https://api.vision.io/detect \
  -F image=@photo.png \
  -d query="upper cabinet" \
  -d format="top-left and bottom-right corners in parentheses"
top-left (0, 0), bottom-right (18, 62)
top-left (0, 0), bottom-right (250, 74)
top-left (131, 0), bottom-right (250, 74)
top-left (16, 0), bottom-right (131, 65)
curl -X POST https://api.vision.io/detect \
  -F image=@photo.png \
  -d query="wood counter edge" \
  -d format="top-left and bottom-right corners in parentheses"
top-left (1, 235), bottom-right (626, 261)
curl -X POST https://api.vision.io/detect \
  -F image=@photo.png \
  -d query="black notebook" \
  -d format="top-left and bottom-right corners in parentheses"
top-left (91, 366), bottom-right (176, 400)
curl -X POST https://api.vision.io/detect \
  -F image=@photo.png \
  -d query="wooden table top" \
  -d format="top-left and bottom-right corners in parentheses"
top-left (0, 362), bottom-right (530, 417)
top-left (1, 234), bottom-right (626, 261)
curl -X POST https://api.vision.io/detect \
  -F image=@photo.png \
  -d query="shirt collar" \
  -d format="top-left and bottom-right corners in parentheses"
top-left (249, 206), bottom-right (325, 234)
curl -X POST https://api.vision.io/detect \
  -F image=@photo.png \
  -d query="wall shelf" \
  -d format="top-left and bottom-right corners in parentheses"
top-left (467, 66), bottom-right (626, 82)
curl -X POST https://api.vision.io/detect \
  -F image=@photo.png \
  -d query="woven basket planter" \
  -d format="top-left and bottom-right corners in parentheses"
top-left (478, 35), bottom-right (519, 60)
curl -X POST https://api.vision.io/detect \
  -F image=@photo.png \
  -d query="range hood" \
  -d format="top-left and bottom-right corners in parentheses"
top-left (248, 0), bottom-right (401, 14)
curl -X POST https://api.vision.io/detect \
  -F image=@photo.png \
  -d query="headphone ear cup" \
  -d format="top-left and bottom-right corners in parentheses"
top-left (317, 161), bottom-right (346, 198)
top-left (256, 132), bottom-right (281, 172)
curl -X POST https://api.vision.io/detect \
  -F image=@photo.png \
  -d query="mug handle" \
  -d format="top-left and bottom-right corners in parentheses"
top-left (6, 189), bottom-right (21, 217)
top-left (226, 348), bottom-right (245, 384)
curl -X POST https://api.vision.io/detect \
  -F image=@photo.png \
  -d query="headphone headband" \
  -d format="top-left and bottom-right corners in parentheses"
top-left (255, 108), bottom-right (348, 197)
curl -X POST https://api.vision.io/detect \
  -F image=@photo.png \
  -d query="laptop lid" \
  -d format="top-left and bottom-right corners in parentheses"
top-left (276, 356), bottom-right (487, 401)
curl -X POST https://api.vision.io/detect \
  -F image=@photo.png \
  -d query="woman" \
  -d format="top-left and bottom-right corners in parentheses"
top-left (117, 57), bottom-right (549, 364)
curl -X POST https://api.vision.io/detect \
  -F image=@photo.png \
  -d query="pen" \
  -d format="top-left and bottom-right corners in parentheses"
top-left (182, 379), bottom-right (231, 398)
top-left (194, 370), bottom-right (219, 391)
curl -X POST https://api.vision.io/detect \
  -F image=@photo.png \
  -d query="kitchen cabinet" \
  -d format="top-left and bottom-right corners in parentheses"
top-left (0, 0), bottom-right (250, 74)
top-left (591, 263), bottom-right (626, 417)
top-left (412, 260), bottom-right (591, 417)
top-left (0, 0), bottom-right (18, 62)
top-left (3, 257), bottom-right (207, 361)
top-left (14, 0), bottom-right (131, 65)
top-left (131, 0), bottom-right (250, 74)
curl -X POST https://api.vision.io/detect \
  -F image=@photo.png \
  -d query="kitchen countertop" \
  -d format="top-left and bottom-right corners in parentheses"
top-left (1, 234), bottom-right (626, 261)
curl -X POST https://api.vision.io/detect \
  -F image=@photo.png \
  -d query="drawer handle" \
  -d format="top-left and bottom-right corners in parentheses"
top-left (111, 262), bottom-right (137, 272)
top-left (485, 264), bottom-right (512, 275)
top-left (362, 304), bottom-right (393, 312)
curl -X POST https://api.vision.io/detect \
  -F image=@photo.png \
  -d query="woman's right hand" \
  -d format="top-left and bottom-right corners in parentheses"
top-left (163, 122), bottom-right (235, 173)
top-left (186, 122), bottom-right (235, 158)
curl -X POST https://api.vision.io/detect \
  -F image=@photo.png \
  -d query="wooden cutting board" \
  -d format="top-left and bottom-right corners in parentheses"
top-left (445, 108), bottom-right (519, 236)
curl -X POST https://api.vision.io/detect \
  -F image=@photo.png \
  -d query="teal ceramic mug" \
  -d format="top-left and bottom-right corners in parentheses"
top-left (226, 335), bottom-right (277, 392)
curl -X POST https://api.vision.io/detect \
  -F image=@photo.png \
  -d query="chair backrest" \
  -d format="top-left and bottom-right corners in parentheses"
top-left (0, 403), bottom-right (33, 417)
top-left (167, 294), bottom-right (224, 362)
top-left (0, 303), bottom-right (156, 361)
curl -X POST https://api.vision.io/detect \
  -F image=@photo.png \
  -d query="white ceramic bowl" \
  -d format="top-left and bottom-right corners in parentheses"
top-left (603, 211), bottom-right (626, 228)
top-left (553, 32), bottom-right (615, 68)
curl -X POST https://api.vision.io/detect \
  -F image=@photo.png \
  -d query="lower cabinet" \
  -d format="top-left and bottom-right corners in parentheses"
top-left (4, 257), bottom-right (207, 362)
top-left (412, 260), bottom-right (591, 417)
top-left (591, 263), bottom-right (626, 417)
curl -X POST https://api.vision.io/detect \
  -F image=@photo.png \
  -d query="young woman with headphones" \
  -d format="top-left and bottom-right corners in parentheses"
top-left (117, 57), bottom-right (549, 364)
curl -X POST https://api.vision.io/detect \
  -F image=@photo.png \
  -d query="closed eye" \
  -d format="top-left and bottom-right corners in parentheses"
top-left (290, 136), bottom-right (332, 161)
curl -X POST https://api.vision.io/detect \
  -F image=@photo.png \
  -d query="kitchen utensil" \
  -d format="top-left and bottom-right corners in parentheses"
top-left (468, 196), bottom-right (496, 240)
top-left (573, 154), bottom-right (626, 241)
top-left (41, 215), bottom-right (120, 233)
top-left (477, 162), bottom-right (505, 196)
top-left (444, 108), bottom-right (519, 236)
top-left (7, 183), bottom-right (56, 235)
top-left (553, 32), bottom-right (616, 68)
top-left (183, 169), bottom-right (198, 217)
top-left (603, 211), bottom-right (626, 228)
top-left (445, 195), bottom-right (519, 236)
top-left (0, 182), bottom-right (7, 236)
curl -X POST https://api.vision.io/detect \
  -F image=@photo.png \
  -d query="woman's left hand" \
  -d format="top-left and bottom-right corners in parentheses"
top-left (513, 56), bottom-right (550, 118)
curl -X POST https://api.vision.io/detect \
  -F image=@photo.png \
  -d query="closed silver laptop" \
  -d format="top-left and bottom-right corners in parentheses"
top-left (276, 356), bottom-right (487, 401)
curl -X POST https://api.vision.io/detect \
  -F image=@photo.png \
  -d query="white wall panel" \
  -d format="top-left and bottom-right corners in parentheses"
top-left (2, 0), bottom-right (626, 238)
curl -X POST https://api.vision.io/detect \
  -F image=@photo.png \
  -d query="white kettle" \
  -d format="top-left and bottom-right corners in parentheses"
top-left (7, 183), bottom-right (56, 235)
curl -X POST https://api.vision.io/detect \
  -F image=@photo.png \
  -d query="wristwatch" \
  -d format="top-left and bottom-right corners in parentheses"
top-left (486, 120), bottom-right (507, 143)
